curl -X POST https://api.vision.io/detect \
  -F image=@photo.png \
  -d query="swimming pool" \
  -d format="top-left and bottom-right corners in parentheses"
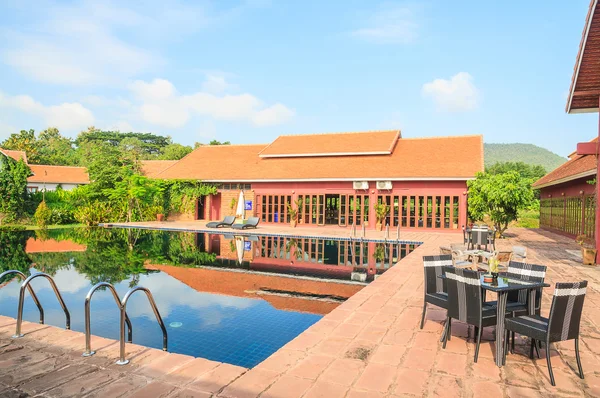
top-left (0, 228), bottom-right (419, 368)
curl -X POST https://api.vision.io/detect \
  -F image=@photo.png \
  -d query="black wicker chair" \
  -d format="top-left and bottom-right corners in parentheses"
top-left (443, 267), bottom-right (499, 362)
top-left (469, 229), bottom-right (489, 251)
top-left (506, 261), bottom-right (547, 350)
top-left (420, 255), bottom-right (453, 330)
top-left (504, 281), bottom-right (587, 386)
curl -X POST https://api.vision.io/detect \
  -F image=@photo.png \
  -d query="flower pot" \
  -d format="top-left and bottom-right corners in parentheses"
top-left (376, 222), bottom-right (382, 231)
top-left (290, 219), bottom-right (297, 228)
top-left (582, 248), bottom-right (597, 265)
top-left (156, 214), bottom-right (164, 222)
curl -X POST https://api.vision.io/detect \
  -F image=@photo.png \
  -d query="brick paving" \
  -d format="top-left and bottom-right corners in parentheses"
top-left (0, 227), bottom-right (599, 397)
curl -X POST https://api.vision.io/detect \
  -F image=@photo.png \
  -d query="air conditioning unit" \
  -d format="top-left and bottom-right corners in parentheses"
top-left (377, 181), bottom-right (393, 190)
top-left (353, 181), bottom-right (369, 190)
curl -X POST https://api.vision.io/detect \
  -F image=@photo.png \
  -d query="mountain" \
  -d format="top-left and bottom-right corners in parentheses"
top-left (484, 143), bottom-right (566, 172)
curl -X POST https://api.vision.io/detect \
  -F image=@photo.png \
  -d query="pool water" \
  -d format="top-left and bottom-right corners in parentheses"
top-left (0, 228), bottom-right (418, 368)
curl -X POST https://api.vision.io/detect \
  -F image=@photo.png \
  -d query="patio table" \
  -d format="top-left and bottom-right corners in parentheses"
top-left (463, 250), bottom-right (494, 271)
top-left (439, 274), bottom-right (549, 367)
top-left (481, 275), bottom-right (549, 367)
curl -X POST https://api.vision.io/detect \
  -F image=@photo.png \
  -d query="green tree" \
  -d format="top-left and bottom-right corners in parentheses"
top-left (159, 143), bottom-right (193, 160)
top-left (194, 140), bottom-right (231, 148)
top-left (76, 128), bottom-right (172, 158)
top-left (34, 201), bottom-right (52, 228)
top-left (77, 139), bottom-right (138, 199)
top-left (485, 161), bottom-right (546, 181)
top-left (0, 156), bottom-right (32, 222)
top-left (467, 171), bottom-right (535, 236)
top-left (1, 129), bottom-right (40, 163)
top-left (37, 127), bottom-right (77, 165)
top-left (104, 174), bottom-right (163, 222)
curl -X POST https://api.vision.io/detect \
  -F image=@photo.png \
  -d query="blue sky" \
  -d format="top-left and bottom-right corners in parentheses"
top-left (0, 0), bottom-right (596, 157)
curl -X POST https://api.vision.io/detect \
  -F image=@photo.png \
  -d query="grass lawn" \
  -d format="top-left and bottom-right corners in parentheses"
top-left (0, 223), bottom-right (83, 231)
top-left (513, 209), bottom-right (539, 229)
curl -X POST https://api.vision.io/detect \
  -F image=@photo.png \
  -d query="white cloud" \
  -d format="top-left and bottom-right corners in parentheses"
top-left (1, 2), bottom-right (166, 86)
top-left (252, 103), bottom-right (295, 126)
top-left (421, 72), bottom-right (480, 112)
top-left (81, 95), bottom-right (131, 108)
top-left (201, 74), bottom-right (238, 94)
top-left (0, 91), bottom-right (95, 131)
top-left (352, 5), bottom-right (418, 44)
top-left (129, 79), bottom-right (177, 101)
top-left (128, 77), bottom-right (294, 128)
top-left (126, 272), bottom-right (257, 319)
top-left (109, 121), bottom-right (134, 132)
top-left (3, 26), bottom-right (156, 86)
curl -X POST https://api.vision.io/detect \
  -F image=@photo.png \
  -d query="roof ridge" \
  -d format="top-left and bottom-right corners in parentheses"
top-left (272, 129), bottom-right (400, 138)
top-left (29, 164), bottom-right (86, 168)
top-left (154, 144), bottom-right (269, 178)
top-left (199, 143), bottom-right (267, 148)
top-left (401, 134), bottom-right (483, 140)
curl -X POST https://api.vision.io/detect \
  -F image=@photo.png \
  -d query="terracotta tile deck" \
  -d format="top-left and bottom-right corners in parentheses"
top-left (0, 227), bottom-right (600, 397)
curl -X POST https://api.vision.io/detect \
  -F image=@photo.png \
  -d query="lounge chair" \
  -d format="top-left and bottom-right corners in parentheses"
top-left (206, 216), bottom-right (236, 228)
top-left (231, 217), bottom-right (260, 230)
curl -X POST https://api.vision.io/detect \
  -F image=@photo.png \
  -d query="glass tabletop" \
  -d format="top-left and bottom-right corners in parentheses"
top-left (437, 274), bottom-right (549, 292)
top-left (480, 275), bottom-right (550, 292)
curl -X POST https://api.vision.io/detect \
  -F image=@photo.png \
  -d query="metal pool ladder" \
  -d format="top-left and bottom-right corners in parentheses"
top-left (10, 272), bottom-right (71, 338)
top-left (82, 283), bottom-right (168, 365)
top-left (82, 282), bottom-right (133, 357)
top-left (0, 270), bottom-right (44, 325)
top-left (117, 287), bottom-right (168, 365)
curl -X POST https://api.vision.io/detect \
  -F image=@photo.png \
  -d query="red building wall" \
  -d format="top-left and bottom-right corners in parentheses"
top-left (538, 176), bottom-right (597, 238)
top-left (205, 180), bottom-right (468, 232)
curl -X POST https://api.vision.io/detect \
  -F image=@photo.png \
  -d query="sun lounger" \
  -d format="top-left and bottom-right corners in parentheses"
top-left (206, 216), bottom-right (236, 228)
top-left (231, 217), bottom-right (260, 230)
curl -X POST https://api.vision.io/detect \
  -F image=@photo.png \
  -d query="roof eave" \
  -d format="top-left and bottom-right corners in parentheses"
top-left (567, 0), bottom-right (599, 114)
top-left (532, 169), bottom-right (596, 189)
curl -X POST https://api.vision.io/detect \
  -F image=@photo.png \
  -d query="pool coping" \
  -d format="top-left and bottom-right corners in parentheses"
top-left (100, 222), bottom-right (424, 245)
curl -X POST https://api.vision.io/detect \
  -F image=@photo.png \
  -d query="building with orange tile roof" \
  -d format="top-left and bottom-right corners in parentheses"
top-left (0, 147), bottom-right (90, 192)
top-left (25, 237), bottom-right (87, 253)
top-left (542, 0), bottom-right (599, 248)
top-left (154, 130), bottom-right (483, 232)
top-left (140, 160), bottom-right (178, 177)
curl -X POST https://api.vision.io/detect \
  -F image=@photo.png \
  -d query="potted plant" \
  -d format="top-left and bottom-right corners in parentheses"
top-left (287, 203), bottom-right (298, 228)
top-left (374, 203), bottom-right (390, 231)
top-left (156, 213), bottom-right (164, 222)
top-left (373, 243), bottom-right (386, 263)
top-left (576, 235), bottom-right (597, 265)
top-left (230, 198), bottom-right (237, 215)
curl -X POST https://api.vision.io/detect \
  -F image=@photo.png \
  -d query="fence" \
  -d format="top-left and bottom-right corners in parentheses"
top-left (540, 195), bottom-right (595, 238)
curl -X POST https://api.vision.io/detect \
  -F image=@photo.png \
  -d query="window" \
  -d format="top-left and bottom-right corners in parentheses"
top-left (27, 187), bottom-right (38, 193)
top-left (256, 194), bottom-right (292, 223)
top-left (220, 183), bottom-right (251, 191)
top-left (378, 194), bottom-right (460, 230)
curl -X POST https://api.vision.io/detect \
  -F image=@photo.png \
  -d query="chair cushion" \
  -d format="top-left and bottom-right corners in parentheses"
top-left (504, 315), bottom-right (548, 341)
top-left (425, 292), bottom-right (448, 309)
top-left (454, 260), bottom-right (473, 268)
top-left (484, 300), bottom-right (528, 314)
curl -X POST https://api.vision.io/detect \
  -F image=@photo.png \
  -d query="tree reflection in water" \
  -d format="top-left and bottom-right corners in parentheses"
top-left (0, 227), bottom-right (217, 287)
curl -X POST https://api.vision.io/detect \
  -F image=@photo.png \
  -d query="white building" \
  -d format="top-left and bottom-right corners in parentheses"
top-left (0, 148), bottom-right (89, 192)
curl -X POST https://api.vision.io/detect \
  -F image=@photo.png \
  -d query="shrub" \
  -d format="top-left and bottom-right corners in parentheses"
top-left (34, 201), bottom-right (52, 228)
top-left (74, 202), bottom-right (113, 226)
top-left (48, 203), bottom-right (76, 225)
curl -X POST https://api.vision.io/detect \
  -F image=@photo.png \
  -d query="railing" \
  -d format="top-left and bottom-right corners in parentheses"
top-left (13, 273), bottom-right (70, 338)
top-left (116, 287), bottom-right (167, 365)
top-left (82, 282), bottom-right (133, 357)
top-left (0, 270), bottom-right (44, 324)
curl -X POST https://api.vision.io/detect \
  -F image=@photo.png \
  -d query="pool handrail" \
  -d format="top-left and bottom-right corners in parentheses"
top-left (0, 270), bottom-right (44, 324)
top-left (83, 282), bottom-right (133, 357)
top-left (13, 272), bottom-right (70, 338)
top-left (117, 286), bottom-right (167, 365)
